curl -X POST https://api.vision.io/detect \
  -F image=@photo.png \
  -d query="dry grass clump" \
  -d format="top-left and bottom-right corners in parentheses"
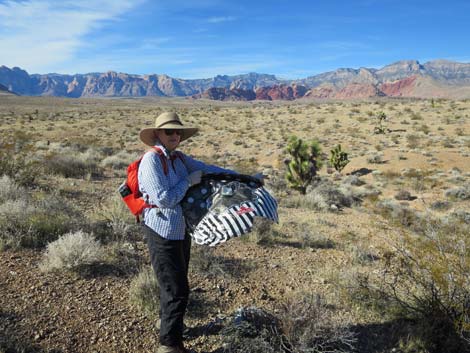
top-left (375, 199), bottom-right (420, 228)
top-left (128, 266), bottom-right (160, 319)
top-left (279, 293), bottom-right (356, 353)
top-left (246, 217), bottom-right (279, 245)
top-left (0, 175), bottom-right (25, 202)
top-left (221, 307), bottom-right (282, 353)
top-left (297, 225), bottom-right (335, 249)
top-left (39, 230), bottom-right (103, 272)
top-left (92, 193), bottom-right (140, 243)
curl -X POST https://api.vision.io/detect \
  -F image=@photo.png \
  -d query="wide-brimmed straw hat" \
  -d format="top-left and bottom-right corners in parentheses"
top-left (139, 112), bottom-right (198, 146)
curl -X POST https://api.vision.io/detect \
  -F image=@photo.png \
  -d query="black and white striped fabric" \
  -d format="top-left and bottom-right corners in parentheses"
top-left (181, 173), bottom-right (278, 246)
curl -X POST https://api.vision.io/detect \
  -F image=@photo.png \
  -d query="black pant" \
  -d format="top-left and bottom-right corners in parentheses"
top-left (144, 225), bottom-right (191, 346)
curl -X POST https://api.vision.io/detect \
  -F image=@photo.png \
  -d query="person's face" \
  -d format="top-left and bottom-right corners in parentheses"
top-left (156, 128), bottom-right (182, 151)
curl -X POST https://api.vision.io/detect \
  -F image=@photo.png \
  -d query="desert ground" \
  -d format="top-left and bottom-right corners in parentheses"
top-left (0, 95), bottom-right (469, 353)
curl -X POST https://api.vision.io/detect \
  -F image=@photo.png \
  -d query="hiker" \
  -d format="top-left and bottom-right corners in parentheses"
top-left (138, 112), bottom-right (238, 353)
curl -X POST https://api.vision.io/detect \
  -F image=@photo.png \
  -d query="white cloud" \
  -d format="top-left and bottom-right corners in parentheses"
top-left (0, 0), bottom-right (141, 72)
top-left (207, 16), bottom-right (236, 23)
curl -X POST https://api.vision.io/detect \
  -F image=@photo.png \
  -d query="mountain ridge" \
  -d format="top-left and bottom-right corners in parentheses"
top-left (1, 59), bottom-right (470, 99)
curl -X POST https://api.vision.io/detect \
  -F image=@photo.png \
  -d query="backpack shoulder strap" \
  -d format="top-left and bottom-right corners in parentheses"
top-left (150, 146), bottom-right (169, 175)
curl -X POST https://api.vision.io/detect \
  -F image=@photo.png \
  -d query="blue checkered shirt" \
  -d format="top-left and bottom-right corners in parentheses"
top-left (138, 144), bottom-right (235, 240)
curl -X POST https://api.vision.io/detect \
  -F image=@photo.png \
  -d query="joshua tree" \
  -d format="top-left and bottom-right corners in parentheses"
top-left (373, 111), bottom-right (388, 134)
top-left (329, 144), bottom-right (350, 173)
top-left (285, 136), bottom-right (322, 194)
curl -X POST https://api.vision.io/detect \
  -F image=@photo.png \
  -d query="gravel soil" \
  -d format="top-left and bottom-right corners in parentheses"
top-left (0, 230), bottom-right (332, 353)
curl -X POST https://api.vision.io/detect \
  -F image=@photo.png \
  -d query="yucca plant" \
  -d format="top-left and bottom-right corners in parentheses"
top-left (285, 136), bottom-right (322, 194)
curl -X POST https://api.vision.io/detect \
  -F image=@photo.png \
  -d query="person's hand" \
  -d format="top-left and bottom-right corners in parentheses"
top-left (186, 170), bottom-right (202, 186)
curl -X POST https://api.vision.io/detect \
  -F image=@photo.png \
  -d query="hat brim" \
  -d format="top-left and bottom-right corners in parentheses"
top-left (139, 125), bottom-right (199, 146)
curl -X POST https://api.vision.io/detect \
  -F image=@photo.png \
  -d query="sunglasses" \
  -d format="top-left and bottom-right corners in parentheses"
top-left (164, 129), bottom-right (182, 136)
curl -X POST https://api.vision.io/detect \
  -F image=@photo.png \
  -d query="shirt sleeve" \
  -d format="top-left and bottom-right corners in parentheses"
top-left (138, 151), bottom-right (189, 208)
top-left (183, 154), bottom-right (238, 174)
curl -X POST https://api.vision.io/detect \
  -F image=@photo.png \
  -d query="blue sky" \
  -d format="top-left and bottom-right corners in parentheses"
top-left (0, 0), bottom-right (469, 79)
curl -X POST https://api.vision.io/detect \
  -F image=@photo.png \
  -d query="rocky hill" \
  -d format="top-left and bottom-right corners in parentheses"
top-left (1, 60), bottom-right (470, 99)
top-left (0, 83), bottom-right (17, 96)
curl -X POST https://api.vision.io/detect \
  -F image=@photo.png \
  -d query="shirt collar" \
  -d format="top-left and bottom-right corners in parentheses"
top-left (154, 143), bottom-right (178, 159)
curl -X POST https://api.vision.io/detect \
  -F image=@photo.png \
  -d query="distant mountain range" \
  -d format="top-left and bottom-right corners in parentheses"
top-left (2, 60), bottom-right (470, 100)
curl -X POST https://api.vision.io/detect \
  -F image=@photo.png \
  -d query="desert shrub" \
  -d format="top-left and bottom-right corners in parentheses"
top-left (347, 243), bottom-right (379, 265)
top-left (221, 307), bottom-right (282, 353)
top-left (416, 124), bottom-right (431, 135)
top-left (128, 266), bottom-right (160, 318)
top-left (430, 200), bottom-right (451, 211)
top-left (0, 150), bottom-right (40, 187)
top-left (0, 195), bottom-right (79, 250)
top-left (41, 152), bottom-right (103, 178)
top-left (357, 218), bottom-right (470, 352)
top-left (100, 150), bottom-right (136, 170)
top-left (39, 230), bottom-right (103, 272)
top-left (0, 175), bottom-right (25, 203)
top-left (265, 172), bottom-right (289, 195)
top-left (376, 199), bottom-right (420, 228)
top-left (279, 293), bottom-right (356, 353)
top-left (343, 184), bottom-right (381, 200)
top-left (446, 210), bottom-right (470, 225)
top-left (309, 180), bottom-right (355, 211)
top-left (298, 226), bottom-right (334, 249)
top-left (394, 189), bottom-right (414, 201)
top-left (406, 134), bottom-right (421, 149)
top-left (341, 175), bottom-right (365, 186)
top-left (366, 153), bottom-right (384, 164)
top-left (444, 184), bottom-right (470, 200)
top-left (247, 217), bottom-right (278, 245)
top-left (285, 180), bottom-right (355, 212)
top-left (442, 137), bottom-right (456, 148)
top-left (92, 193), bottom-right (140, 243)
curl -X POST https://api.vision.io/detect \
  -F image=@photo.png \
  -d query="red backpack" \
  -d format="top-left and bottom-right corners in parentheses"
top-left (118, 146), bottom-right (185, 222)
